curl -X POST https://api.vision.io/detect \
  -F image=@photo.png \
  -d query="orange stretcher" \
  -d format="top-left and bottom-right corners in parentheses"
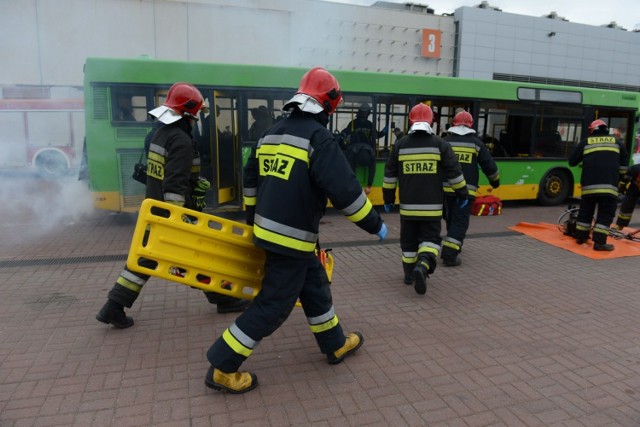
top-left (126, 199), bottom-right (333, 301)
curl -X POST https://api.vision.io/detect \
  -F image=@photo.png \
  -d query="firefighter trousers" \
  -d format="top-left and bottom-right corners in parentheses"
top-left (400, 218), bottom-right (441, 278)
top-left (442, 195), bottom-right (472, 262)
top-left (575, 195), bottom-right (617, 244)
top-left (206, 250), bottom-right (346, 373)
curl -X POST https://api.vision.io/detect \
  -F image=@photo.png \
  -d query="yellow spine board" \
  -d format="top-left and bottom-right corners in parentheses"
top-left (126, 199), bottom-right (333, 302)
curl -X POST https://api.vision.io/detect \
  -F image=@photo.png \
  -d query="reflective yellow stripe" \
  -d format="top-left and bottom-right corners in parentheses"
top-left (116, 276), bottom-right (143, 293)
top-left (345, 199), bottom-right (374, 223)
top-left (309, 315), bottom-right (339, 333)
top-left (222, 329), bottom-right (253, 357)
top-left (254, 223), bottom-right (317, 252)
top-left (258, 143), bottom-right (309, 165)
top-left (443, 241), bottom-right (460, 251)
top-left (399, 209), bottom-right (442, 217)
top-left (244, 196), bottom-right (256, 206)
top-left (148, 152), bottom-right (164, 163)
top-left (582, 188), bottom-right (618, 196)
top-left (402, 254), bottom-right (418, 263)
top-left (418, 246), bottom-right (439, 256)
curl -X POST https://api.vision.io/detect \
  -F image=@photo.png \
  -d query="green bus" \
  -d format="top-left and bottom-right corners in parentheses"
top-left (82, 57), bottom-right (640, 213)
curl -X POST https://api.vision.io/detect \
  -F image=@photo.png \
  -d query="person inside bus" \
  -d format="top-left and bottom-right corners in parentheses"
top-left (96, 83), bottom-right (249, 329)
top-left (568, 119), bottom-right (629, 251)
top-left (341, 103), bottom-right (387, 194)
top-left (248, 105), bottom-right (273, 141)
top-left (442, 111), bottom-right (500, 266)
top-left (114, 94), bottom-right (136, 121)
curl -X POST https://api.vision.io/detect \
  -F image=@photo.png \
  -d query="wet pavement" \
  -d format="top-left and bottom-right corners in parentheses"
top-left (1, 175), bottom-right (640, 426)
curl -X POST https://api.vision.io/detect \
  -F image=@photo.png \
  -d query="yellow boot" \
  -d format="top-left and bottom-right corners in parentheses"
top-left (327, 332), bottom-right (364, 365)
top-left (204, 366), bottom-right (258, 394)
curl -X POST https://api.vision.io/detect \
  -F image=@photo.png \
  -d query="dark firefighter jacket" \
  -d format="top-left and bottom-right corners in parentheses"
top-left (568, 130), bottom-right (629, 198)
top-left (243, 108), bottom-right (383, 258)
top-left (443, 131), bottom-right (500, 198)
top-left (616, 163), bottom-right (640, 227)
top-left (146, 119), bottom-right (200, 209)
top-left (383, 130), bottom-right (468, 220)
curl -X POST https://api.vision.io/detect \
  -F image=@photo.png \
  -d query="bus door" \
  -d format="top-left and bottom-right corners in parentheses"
top-left (202, 92), bottom-right (240, 209)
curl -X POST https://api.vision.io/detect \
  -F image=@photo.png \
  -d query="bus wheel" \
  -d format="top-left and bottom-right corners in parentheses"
top-left (537, 170), bottom-right (570, 206)
top-left (36, 150), bottom-right (69, 180)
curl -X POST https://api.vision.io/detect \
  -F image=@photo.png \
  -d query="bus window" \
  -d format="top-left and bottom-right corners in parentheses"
top-left (246, 100), bottom-right (274, 142)
top-left (532, 105), bottom-right (584, 158)
top-left (478, 102), bottom-right (508, 157)
top-left (111, 89), bottom-right (150, 123)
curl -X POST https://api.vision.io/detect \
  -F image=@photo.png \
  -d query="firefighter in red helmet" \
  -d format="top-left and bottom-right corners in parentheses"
top-left (442, 110), bottom-right (500, 266)
top-left (204, 67), bottom-right (387, 394)
top-left (96, 83), bottom-right (248, 329)
top-left (568, 118), bottom-right (629, 250)
top-left (383, 103), bottom-right (468, 295)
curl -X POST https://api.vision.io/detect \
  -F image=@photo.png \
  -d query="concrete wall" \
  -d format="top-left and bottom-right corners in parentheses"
top-left (0, 0), bottom-right (454, 92)
top-left (455, 6), bottom-right (640, 88)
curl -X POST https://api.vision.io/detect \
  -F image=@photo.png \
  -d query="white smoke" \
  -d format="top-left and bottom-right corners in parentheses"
top-left (0, 172), bottom-right (95, 242)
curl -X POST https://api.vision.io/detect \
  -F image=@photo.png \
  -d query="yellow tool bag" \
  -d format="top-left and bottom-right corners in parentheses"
top-left (126, 199), bottom-right (333, 301)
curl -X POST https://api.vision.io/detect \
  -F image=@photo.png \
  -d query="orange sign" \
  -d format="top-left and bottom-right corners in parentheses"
top-left (421, 29), bottom-right (442, 58)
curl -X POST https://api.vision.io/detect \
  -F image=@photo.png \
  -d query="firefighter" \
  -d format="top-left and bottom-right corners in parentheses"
top-left (568, 119), bottom-right (629, 251)
top-left (96, 83), bottom-right (249, 329)
top-left (341, 103), bottom-right (388, 194)
top-left (382, 103), bottom-right (468, 295)
top-left (442, 111), bottom-right (500, 266)
top-left (204, 67), bottom-right (387, 394)
top-left (614, 163), bottom-right (640, 229)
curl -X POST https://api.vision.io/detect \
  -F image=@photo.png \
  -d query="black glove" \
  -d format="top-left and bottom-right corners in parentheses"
top-left (191, 177), bottom-right (210, 211)
top-left (490, 178), bottom-right (500, 189)
top-left (618, 175), bottom-right (631, 195)
top-left (246, 205), bottom-right (255, 226)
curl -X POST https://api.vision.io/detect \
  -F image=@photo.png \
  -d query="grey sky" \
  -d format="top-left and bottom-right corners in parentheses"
top-left (327, 0), bottom-right (640, 31)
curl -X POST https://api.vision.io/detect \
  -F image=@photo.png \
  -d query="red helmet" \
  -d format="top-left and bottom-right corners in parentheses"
top-left (453, 111), bottom-right (473, 128)
top-left (409, 103), bottom-right (433, 125)
top-left (164, 82), bottom-right (204, 119)
top-left (588, 119), bottom-right (607, 134)
top-left (296, 67), bottom-right (343, 114)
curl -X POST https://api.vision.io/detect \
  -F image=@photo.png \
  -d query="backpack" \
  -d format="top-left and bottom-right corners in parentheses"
top-left (471, 195), bottom-right (502, 216)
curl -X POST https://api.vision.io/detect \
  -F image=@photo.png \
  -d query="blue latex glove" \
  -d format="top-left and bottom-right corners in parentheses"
top-left (383, 204), bottom-right (393, 213)
top-left (381, 125), bottom-right (389, 134)
top-left (456, 198), bottom-right (468, 209)
top-left (376, 223), bottom-right (388, 241)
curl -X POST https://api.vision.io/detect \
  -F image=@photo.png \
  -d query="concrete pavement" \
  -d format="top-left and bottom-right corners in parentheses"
top-left (1, 178), bottom-right (640, 426)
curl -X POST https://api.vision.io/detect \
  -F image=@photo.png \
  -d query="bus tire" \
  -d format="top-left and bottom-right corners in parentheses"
top-left (35, 150), bottom-right (69, 180)
top-left (537, 169), bottom-right (570, 206)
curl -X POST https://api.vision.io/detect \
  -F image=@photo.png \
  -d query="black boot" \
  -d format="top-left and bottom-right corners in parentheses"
top-left (593, 242), bottom-right (614, 251)
top-left (412, 264), bottom-right (428, 295)
top-left (443, 255), bottom-right (462, 267)
top-left (96, 299), bottom-right (134, 329)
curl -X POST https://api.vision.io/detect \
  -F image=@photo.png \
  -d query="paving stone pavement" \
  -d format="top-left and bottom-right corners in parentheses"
top-left (1, 176), bottom-right (640, 426)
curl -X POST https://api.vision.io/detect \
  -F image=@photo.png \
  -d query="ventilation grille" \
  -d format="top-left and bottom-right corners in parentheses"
top-left (93, 86), bottom-right (109, 120)
top-left (116, 127), bottom-right (149, 140)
